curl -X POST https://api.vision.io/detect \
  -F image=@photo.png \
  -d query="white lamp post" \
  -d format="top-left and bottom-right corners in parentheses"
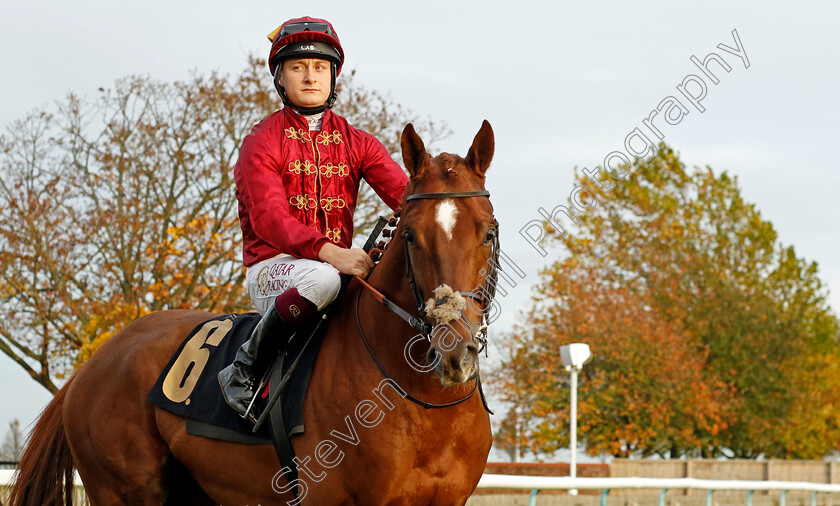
top-left (560, 343), bottom-right (592, 496)
top-left (514, 404), bottom-right (522, 463)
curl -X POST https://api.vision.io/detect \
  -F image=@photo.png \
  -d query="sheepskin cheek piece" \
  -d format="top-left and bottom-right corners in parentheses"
top-left (424, 284), bottom-right (467, 325)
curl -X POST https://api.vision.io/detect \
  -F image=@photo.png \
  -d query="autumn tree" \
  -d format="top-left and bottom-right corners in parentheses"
top-left (0, 419), bottom-right (23, 461)
top-left (494, 144), bottom-right (840, 459)
top-left (0, 56), bottom-right (448, 393)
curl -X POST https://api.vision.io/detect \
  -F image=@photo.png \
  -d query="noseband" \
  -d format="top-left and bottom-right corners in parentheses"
top-left (354, 189), bottom-right (497, 412)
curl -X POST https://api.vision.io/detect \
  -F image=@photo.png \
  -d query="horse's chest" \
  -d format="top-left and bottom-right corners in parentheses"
top-left (300, 336), bottom-right (491, 504)
top-left (297, 404), bottom-right (488, 504)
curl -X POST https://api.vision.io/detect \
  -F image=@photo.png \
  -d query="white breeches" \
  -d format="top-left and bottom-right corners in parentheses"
top-left (246, 253), bottom-right (341, 315)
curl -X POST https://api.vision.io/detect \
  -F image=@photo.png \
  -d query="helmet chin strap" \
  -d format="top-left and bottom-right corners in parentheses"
top-left (273, 63), bottom-right (338, 115)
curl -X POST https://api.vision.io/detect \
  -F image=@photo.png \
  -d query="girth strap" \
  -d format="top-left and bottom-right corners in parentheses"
top-left (267, 355), bottom-right (298, 498)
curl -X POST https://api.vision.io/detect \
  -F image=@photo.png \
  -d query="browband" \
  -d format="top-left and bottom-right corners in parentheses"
top-left (405, 190), bottom-right (490, 202)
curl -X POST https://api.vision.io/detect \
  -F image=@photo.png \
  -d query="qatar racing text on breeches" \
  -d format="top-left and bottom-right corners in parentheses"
top-left (246, 253), bottom-right (341, 314)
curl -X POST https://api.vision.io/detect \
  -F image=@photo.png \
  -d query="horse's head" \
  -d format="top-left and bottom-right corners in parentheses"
top-left (397, 120), bottom-right (497, 386)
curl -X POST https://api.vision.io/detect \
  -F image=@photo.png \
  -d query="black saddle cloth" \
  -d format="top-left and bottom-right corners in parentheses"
top-left (146, 312), bottom-right (325, 444)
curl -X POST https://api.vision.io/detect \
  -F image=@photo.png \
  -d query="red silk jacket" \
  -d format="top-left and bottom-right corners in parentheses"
top-left (235, 107), bottom-right (408, 266)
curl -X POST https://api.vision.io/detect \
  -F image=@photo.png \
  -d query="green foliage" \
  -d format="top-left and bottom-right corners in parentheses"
top-left (494, 144), bottom-right (840, 459)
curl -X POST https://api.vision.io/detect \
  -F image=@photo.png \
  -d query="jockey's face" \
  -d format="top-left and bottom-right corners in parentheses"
top-left (278, 58), bottom-right (332, 109)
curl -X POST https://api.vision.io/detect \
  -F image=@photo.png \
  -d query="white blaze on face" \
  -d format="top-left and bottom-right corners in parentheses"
top-left (435, 199), bottom-right (459, 241)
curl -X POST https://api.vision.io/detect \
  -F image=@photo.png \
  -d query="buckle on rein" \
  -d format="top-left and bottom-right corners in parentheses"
top-left (474, 322), bottom-right (489, 355)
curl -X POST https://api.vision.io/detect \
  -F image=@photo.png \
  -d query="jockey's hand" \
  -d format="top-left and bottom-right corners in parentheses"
top-left (318, 243), bottom-right (375, 277)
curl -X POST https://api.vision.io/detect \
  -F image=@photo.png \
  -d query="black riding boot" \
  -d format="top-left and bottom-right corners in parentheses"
top-left (217, 305), bottom-right (287, 421)
top-left (218, 287), bottom-right (319, 422)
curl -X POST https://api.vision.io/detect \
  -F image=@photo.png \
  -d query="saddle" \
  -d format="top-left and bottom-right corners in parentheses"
top-left (147, 312), bottom-right (327, 446)
top-left (148, 217), bottom-right (393, 497)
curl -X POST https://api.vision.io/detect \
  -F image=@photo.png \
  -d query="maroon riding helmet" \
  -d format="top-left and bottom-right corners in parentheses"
top-left (267, 17), bottom-right (345, 113)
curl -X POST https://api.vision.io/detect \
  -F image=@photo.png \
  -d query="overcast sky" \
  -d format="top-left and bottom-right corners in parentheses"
top-left (1, 0), bottom-right (838, 461)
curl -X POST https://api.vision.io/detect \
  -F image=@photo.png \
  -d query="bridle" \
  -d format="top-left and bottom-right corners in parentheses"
top-left (402, 190), bottom-right (500, 349)
top-left (354, 189), bottom-right (498, 412)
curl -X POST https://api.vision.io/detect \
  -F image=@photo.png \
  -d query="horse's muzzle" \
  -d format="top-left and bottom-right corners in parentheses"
top-left (427, 341), bottom-right (479, 386)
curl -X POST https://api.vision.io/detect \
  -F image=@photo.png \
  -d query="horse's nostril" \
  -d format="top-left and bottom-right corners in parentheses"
top-left (426, 348), bottom-right (439, 366)
top-left (461, 349), bottom-right (477, 370)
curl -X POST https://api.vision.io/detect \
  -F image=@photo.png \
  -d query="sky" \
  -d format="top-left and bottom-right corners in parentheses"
top-left (1, 0), bottom-right (838, 462)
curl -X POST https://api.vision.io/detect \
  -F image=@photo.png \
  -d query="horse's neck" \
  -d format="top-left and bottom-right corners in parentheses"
top-left (359, 239), bottom-right (421, 352)
top-left (346, 240), bottom-right (450, 396)
top-left (365, 239), bottom-right (418, 323)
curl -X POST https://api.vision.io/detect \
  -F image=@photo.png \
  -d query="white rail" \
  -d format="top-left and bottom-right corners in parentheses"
top-left (0, 469), bottom-right (15, 485)
top-left (4, 471), bottom-right (840, 504)
top-left (476, 475), bottom-right (840, 506)
top-left (0, 469), bottom-right (83, 486)
top-left (478, 474), bottom-right (840, 492)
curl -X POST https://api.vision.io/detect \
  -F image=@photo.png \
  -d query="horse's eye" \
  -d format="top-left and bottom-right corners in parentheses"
top-left (484, 229), bottom-right (497, 244)
top-left (404, 230), bottom-right (416, 245)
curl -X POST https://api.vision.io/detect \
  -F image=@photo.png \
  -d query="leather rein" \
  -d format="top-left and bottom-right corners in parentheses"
top-left (354, 190), bottom-right (498, 412)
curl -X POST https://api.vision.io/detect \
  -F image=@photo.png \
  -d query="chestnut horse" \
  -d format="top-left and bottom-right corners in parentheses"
top-left (10, 121), bottom-right (497, 505)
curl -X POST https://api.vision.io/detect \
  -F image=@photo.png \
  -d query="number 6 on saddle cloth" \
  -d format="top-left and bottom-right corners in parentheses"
top-left (146, 216), bottom-right (393, 450)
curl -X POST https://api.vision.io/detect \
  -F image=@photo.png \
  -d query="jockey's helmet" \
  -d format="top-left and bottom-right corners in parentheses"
top-left (266, 17), bottom-right (344, 112)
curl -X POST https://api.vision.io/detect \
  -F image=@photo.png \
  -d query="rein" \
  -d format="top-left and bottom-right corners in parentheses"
top-left (354, 289), bottom-right (479, 409)
top-left (353, 189), bottom-right (497, 412)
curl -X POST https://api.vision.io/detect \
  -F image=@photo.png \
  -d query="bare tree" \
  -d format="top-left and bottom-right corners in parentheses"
top-left (0, 419), bottom-right (23, 461)
top-left (0, 56), bottom-right (449, 392)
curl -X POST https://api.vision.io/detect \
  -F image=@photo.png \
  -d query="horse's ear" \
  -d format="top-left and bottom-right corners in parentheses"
top-left (401, 123), bottom-right (428, 178)
top-left (465, 120), bottom-right (494, 176)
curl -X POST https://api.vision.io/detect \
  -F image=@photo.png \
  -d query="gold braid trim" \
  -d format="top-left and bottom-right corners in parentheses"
top-left (325, 228), bottom-right (342, 243)
top-left (319, 196), bottom-right (347, 212)
top-left (319, 163), bottom-right (349, 178)
top-left (316, 130), bottom-right (343, 145)
top-left (288, 160), bottom-right (317, 175)
top-left (289, 193), bottom-right (317, 210)
top-left (285, 127), bottom-right (311, 143)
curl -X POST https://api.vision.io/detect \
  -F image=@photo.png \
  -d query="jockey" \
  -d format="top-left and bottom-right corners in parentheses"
top-left (218, 16), bottom-right (408, 420)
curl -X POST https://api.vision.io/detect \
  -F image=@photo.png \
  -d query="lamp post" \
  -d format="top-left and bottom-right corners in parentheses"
top-left (560, 343), bottom-right (592, 496)
top-left (514, 404), bottom-right (522, 463)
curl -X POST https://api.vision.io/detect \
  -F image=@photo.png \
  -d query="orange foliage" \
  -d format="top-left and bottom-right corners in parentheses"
top-left (493, 145), bottom-right (840, 459)
top-left (0, 56), bottom-right (446, 393)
